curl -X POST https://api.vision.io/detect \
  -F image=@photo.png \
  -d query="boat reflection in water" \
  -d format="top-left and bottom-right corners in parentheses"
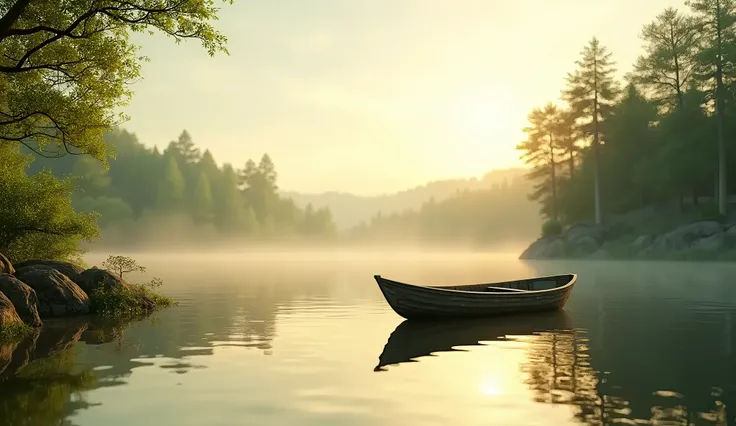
top-left (374, 310), bottom-right (572, 371)
top-left (374, 311), bottom-right (728, 425)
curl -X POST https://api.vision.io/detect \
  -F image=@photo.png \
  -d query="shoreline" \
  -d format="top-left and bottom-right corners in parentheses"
top-left (0, 255), bottom-right (173, 345)
top-left (519, 220), bottom-right (736, 262)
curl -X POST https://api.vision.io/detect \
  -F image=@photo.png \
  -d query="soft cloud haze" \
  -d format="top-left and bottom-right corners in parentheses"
top-left (121, 0), bottom-right (688, 195)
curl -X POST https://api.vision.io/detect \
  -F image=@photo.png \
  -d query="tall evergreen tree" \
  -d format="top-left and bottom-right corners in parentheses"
top-left (191, 172), bottom-right (214, 224)
top-left (554, 108), bottom-right (579, 179)
top-left (215, 164), bottom-right (249, 232)
top-left (601, 84), bottom-right (659, 212)
top-left (157, 154), bottom-right (185, 211)
top-left (687, 0), bottom-right (736, 216)
top-left (562, 37), bottom-right (620, 224)
top-left (517, 103), bottom-right (562, 220)
top-left (632, 8), bottom-right (700, 110)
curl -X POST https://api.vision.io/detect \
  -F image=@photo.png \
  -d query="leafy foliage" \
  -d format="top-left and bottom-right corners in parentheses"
top-left (0, 322), bottom-right (32, 345)
top-left (26, 129), bottom-right (338, 247)
top-left (0, 0), bottom-right (232, 162)
top-left (101, 255), bottom-right (145, 279)
top-left (0, 144), bottom-right (98, 263)
top-left (90, 280), bottom-right (173, 318)
top-left (519, 4), bottom-right (736, 226)
top-left (90, 256), bottom-right (173, 317)
top-left (541, 219), bottom-right (563, 238)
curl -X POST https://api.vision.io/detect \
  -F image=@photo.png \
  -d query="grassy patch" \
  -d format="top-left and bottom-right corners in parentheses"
top-left (89, 278), bottom-right (175, 318)
top-left (0, 323), bottom-right (33, 345)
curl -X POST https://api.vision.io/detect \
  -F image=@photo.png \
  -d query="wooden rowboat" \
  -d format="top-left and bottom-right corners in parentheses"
top-left (374, 310), bottom-right (572, 371)
top-left (374, 273), bottom-right (576, 320)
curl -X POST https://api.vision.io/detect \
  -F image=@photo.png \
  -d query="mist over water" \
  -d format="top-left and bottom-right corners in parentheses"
top-left (1, 252), bottom-right (735, 425)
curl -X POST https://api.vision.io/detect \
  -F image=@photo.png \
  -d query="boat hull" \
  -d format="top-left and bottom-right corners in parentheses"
top-left (374, 274), bottom-right (576, 320)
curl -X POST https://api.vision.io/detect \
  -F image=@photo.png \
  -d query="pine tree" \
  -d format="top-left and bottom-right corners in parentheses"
top-left (516, 103), bottom-right (563, 220)
top-left (156, 154), bottom-right (185, 211)
top-left (687, 0), bottom-right (736, 216)
top-left (214, 164), bottom-right (248, 232)
top-left (167, 130), bottom-right (202, 164)
top-left (191, 171), bottom-right (214, 223)
top-left (632, 8), bottom-right (700, 110)
top-left (562, 37), bottom-right (620, 224)
top-left (554, 108), bottom-right (579, 179)
top-left (601, 84), bottom-right (659, 211)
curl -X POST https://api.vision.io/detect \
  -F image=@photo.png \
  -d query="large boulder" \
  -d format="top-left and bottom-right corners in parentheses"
top-left (519, 237), bottom-right (566, 259)
top-left (653, 221), bottom-right (725, 250)
top-left (13, 260), bottom-right (84, 282)
top-left (14, 266), bottom-right (89, 317)
top-left (0, 253), bottom-right (14, 275)
top-left (0, 274), bottom-right (42, 327)
top-left (75, 267), bottom-right (129, 295)
top-left (693, 232), bottom-right (727, 251)
top-left (633, 235), bottom-right (654, 249)
top-left (0, 292), bottom-right (23, 327)
top-left (564, 223), bottom-right (606, 244)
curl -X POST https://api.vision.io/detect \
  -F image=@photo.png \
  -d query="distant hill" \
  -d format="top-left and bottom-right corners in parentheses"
top-left (281, 168), bottom-right (531, 229)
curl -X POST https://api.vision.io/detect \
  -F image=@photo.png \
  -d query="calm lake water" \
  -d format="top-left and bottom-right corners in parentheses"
top-left (1, 251), bottom-right (735, 425)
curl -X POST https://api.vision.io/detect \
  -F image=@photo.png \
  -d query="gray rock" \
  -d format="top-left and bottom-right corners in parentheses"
top-left (589, 248), bottom-right (608, 259)
top-left (567, 235), bottom-right (601, 256)
top-left (565, 223), bottom-right (606, 244)
top-left (726, 225), bottom-right (736, 239)
top-left (0, 253), bottom-right (14, 275)
top-left (519, 237), bottom-right (566, 259)
top-left (693, 232), bottom-right (727, 251)
top-left (0, 291), bottom-right (22, 327)
top-left (653, 221), bottom-right (725, 251)
top-left (14, 266), bottom-right (89, 318)
top-left (633, 235), bottom-right (653, 249)
top-left (75, 267), bottom-right (129, 295)
top-left (0, 274), bottom-right (41, 327)
top-left (13, 260), bottom-right (84, 282)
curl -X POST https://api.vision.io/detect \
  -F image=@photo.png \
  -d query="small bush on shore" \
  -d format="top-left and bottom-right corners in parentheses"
top-left (541, 219), bottom-right (563, 238)
top-left (90, 278), bottom-right (175, 318)
top-left (88, 256), bottom-right (175, 317)
top-left (0, 323), bottom-right (33, 345)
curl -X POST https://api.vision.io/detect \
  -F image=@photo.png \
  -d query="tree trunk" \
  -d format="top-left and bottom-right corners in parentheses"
top-left (716, 0), bottom-right (728, 217)
top-left (693, 184), bottom-right (699, 207)
top-left (568, 148), bottom-right (575, 179)
top-left (550, 135), bottom-right (558, 221)
top-left (593, 58), bottom-right (602, 225)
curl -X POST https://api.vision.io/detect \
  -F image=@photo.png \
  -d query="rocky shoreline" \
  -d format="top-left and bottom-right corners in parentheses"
top-left (0, 254), bottom-right (169, 341)
top-left (520, 220), bottom-right (736, 261)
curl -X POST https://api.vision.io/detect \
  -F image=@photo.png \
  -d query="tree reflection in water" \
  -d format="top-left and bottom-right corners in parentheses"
top-left (0, 313), bottom-right (168, 426)
top-left (375, 312), bottom-right (729, 425)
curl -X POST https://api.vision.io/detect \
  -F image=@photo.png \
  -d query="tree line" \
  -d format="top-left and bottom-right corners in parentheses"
top-left (25, 129), bottom-right (339, 249)
top-left (348, 176), bottom-right (541, 246)
top-left (517, 2), bottom-right (736, 232)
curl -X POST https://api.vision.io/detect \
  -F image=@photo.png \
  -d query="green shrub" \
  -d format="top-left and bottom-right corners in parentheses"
top-left (541, 219), bottom-right (563, 238)
top-left (90, 278), bottom-right (174, 318)
top-left (0, 323), bottom-right (33, 345)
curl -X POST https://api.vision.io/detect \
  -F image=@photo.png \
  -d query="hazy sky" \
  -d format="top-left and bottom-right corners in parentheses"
top-left (122, 0), bottom-right (688, 195)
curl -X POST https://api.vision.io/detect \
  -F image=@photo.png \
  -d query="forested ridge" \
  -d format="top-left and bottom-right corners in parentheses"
top-left (518, 3), bottom-right (736, 233)
top-left (24, 129), bottom-right (339, 249)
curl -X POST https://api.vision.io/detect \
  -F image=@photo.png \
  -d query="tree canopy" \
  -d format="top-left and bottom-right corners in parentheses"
top-left (0, 0), bottom-right (231, 162)
top-left (519, 3), bottom-right (736, 229)
top-left (25, 129), bottom-right (339, 250)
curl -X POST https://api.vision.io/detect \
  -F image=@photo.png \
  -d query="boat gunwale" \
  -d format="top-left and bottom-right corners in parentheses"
top-left (374, 273), bottom-right (577, 296)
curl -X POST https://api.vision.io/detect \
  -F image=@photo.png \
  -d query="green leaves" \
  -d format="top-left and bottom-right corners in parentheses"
top-left (0, 144), bottom-right (99, 263)
top-left (0, 0), bottom-right (231, 161)
top-left (631, 8), bottom-right (700, 110)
